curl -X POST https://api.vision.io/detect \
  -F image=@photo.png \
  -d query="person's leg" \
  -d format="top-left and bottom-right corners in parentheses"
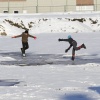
top-left (72, 48), bottom-right (75, 60)
top-left (73, 41), bottom-right (86, 50)
top-left (72, 41), bottom-right (79, 50)
top-left (22, 42), bottom-right (26, 54)
top-left (22, 42), bottom-right (29, 54)
top-left (71, 41), bottom-right (78, 60)
top-left (24, 42), bottom-right (29, 50)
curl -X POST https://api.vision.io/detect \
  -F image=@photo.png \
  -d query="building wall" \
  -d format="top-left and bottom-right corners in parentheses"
top-left (0, 0), bottom-right (26, 13)
top-left (66, 0), bottom-right (76, 11)
top-left (94, 0), bottom-right (100, 11)
top-left (0, 0), bottom-right (100, 13)
top-left (0, 0), bottom-right (36, 13)
top-left (38, 0), bottom-right (66, 13)
top-left (0, 0), bottom-right (71, 13)
top-left (9, 0), bottom-right (37, 13)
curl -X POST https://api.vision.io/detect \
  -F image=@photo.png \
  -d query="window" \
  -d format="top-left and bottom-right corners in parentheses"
top-left (14, 11), bottom-right (19, 13)
top-left (23, 10), bottom-right (27, 13)
top-left (3, 11), bottom-right (8, 13)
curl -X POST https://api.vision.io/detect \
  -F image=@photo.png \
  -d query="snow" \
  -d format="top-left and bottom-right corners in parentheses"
top-left (0, 12), bottom-right (100, 100)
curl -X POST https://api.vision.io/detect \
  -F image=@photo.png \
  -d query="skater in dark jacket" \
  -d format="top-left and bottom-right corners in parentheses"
top-left (12, 30), bottom-right (37, 56)
top-left (58, 35), bottom-right (86, 60)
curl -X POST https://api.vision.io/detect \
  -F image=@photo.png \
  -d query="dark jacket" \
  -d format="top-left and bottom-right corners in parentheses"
top-left (59, 38), bottom-right (75, 45)
top-left (15, 32), bottom-right (35, 42)
top-left (58, 38), bottom-right (77, 51)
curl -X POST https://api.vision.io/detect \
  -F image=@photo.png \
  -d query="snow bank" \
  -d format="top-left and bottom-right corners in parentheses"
top-left (0, 12), bottom-right (100, 36)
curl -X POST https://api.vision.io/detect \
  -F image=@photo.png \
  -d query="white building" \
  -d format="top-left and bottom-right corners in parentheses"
top-left (0, 0), bottom-right (99, 13)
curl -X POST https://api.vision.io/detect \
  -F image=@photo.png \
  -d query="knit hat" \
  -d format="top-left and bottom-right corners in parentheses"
top-left (68, 35), bottom-right (71, 39)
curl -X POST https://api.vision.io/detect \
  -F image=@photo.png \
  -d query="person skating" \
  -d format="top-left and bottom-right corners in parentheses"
top-left (58, 35), bottom-right (86, 60)
top-left (12, 30), bottom-right (37, 57)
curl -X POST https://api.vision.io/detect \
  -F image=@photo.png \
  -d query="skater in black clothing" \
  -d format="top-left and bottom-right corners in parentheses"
top-left (12, 30), bottom-right (37, 56)
top-left (58, 35), bottom-right (86, 60)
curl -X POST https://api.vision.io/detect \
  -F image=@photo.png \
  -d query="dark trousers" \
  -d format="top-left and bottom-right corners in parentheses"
top-left (72, 41), bottom-right (82, 57)
top-left (22, 42), bottom-right (29, 53)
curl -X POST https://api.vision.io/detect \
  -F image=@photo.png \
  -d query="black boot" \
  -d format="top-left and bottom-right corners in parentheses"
top-left (21, 48), bottom-right (23, 53)
top-left (82, 44), bottom-right (86, 49)
top-left (71, 56), bottom-right (75, 61)
top-left (21, 48), bottom-right (25, 54)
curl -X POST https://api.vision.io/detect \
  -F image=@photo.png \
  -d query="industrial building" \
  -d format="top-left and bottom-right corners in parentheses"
top-left (0, 0), bottom-right (99, 13)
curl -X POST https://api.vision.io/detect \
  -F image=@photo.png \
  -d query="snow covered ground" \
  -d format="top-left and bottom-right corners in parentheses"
top-left (0, 12), bottom-right (100, 100)
top-left (1, 11), bottom-right (100, 36)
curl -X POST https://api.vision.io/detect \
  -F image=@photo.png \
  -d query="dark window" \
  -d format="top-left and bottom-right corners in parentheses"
top-left (14, 11), bottom-right (19, 13)
top-left (3, 11), bottom-right (8, 13)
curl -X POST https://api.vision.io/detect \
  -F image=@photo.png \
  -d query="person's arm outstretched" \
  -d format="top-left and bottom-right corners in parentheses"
top-left (58, 38), bottom-right (68, 42)
top-left (28, 34), bottom-right (37, 39)
top-left (12, 34), bottom-right (22, 38)
top-left (58, 38), bottom-right (72, 52)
